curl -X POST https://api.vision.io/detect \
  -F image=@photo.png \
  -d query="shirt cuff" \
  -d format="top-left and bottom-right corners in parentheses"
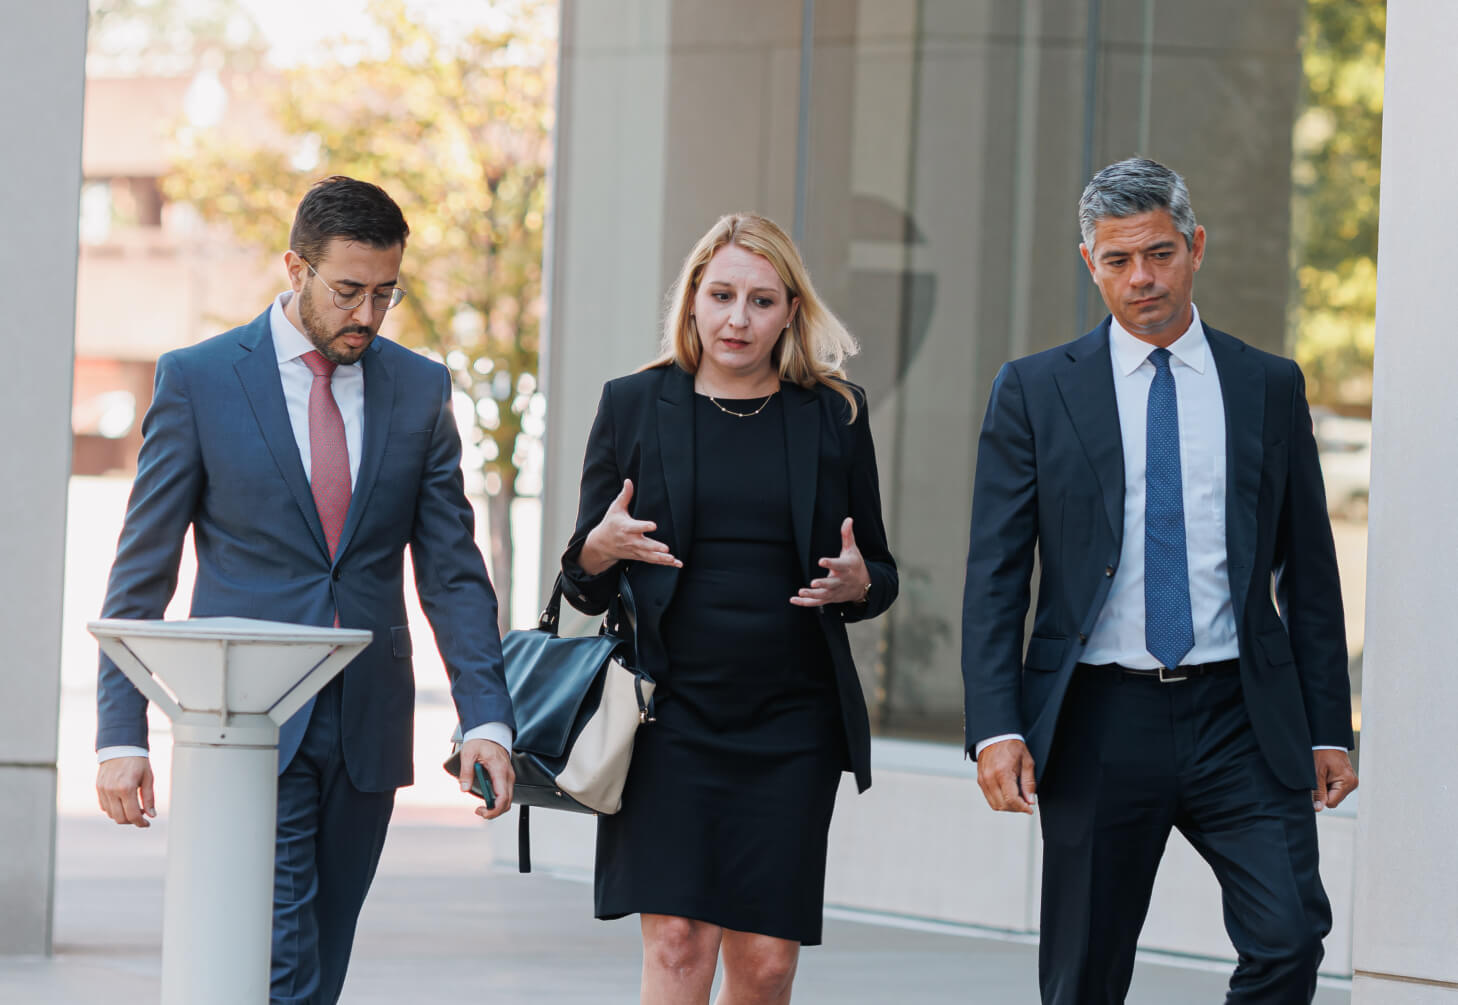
top-left (462, 722), bottom-right (514, 753)
top-left (98, 745), bottom-right (150, 763)
top-left (974, 733), bottom-right (1025, 758)
top-left (1312, 745), bottom-right (1348, 751)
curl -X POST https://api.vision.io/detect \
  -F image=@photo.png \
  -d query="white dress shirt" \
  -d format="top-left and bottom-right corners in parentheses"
top-left (976, 305), bottom-right (1337, 757)
top-left (1082, 304), bottom-right (1238, 668)
top-left (101, 293), bottom-right (510, 763)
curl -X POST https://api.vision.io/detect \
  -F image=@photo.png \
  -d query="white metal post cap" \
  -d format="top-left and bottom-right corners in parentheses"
top-left (88, 616), bottom-right (373, 726)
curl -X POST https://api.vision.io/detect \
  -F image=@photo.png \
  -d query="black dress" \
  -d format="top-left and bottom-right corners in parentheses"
top-left (594, 392), bottom-right (846, 945)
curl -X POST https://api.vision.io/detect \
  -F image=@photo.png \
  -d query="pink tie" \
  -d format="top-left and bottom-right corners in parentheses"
top-left (301, 350), bottom-right (351, 558)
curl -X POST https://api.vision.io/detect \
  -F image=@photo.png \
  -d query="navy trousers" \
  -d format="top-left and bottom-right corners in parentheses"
top-left (270, 677), bottom-right (396, 1005)
top-left (1036, 668), bottom-right (1331, 1005)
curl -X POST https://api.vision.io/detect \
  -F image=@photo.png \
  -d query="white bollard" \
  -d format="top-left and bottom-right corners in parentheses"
top-left (89, 618), bottom-right (371, 1004)
top-left (161, 718), bottom-right (279, 1003)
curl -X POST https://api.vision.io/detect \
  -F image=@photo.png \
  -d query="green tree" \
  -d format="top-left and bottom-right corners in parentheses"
top-left (165, 0), bottom-right (554, 630)
top-left (1290, 0), bottom-right (1385, 409)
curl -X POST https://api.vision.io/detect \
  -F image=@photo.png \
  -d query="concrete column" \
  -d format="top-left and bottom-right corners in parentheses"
top-left (0, 0), bottom-right (88, 955)
top-left (1351, 2), bottom-right (1458, 1000)
top-left (539, 0), bottom-right (671, 610)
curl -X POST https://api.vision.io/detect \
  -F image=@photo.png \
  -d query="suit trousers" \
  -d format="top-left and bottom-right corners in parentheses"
top-left (270, 676), bottom-right (395, 1005)
top-left (1036, 667), bottom-right (1331, 1005)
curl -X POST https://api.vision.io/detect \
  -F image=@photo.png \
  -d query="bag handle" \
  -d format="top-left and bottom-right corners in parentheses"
top-left (537, 571), bottom-right (642, 672)
top-left (537, 574), bottom-right (568, 632)
top-left (518, 805), bottom-right (532, 874)
top-left (604, 574), bottom-right (637, 640)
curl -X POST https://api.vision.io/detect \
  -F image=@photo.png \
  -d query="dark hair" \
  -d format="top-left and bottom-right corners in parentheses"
top-left (289, 175), bottom-right (410, 265)
top-left (1078, 157), bottom-right (1197, 250)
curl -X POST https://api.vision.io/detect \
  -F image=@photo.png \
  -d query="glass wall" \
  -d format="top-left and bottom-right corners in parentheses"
top-left (544, 0), bottom-right (1375, 747)
top-left (793, 0), bottom-right (1314, 741)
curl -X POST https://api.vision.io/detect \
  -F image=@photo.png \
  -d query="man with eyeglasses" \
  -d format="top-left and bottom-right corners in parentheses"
top-left (94, 176), bottom-right (516, 1004)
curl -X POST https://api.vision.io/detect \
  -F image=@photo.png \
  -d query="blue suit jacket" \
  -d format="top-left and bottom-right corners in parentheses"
top-left (961, 319), bottom-right (1353, 791)
top-left (96, 308), bottom-right (514, 792)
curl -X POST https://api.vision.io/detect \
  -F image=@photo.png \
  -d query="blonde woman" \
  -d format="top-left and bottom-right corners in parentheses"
top-left (561, 213), bottom-right (898, 1004)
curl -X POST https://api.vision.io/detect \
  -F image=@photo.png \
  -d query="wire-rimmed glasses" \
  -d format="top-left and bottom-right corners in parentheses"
top-left (303, 259), bottom-right (407, 312)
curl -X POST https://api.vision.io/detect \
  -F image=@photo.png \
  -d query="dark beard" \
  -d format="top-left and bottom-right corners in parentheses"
top-left (299, 284), bottom-right (374, 365)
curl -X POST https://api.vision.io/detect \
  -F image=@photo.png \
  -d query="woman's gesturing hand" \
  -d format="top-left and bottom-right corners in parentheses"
top-left (578, 479), bottom-right (683, 574)
top-left (791, 517), bottom-right (871, 607)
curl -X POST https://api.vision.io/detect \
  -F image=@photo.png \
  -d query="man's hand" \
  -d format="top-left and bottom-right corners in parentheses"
top-left (1313, 749), bottom-right (1358, 811)
top-left (976, 738), bottom-right (1037, 814)
top-left (97, 756), bottom-right (156, 828)
top-left (457, 738), bottom-right (515, 821)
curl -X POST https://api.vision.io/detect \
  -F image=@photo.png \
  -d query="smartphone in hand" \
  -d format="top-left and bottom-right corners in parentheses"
top-left (442, 750), bottom-right (497, 810)
top-left (474, 761), bottom-right (497, 811)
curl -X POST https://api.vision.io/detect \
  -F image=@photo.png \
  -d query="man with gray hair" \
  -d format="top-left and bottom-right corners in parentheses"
top-left (961, 157), bottom-right (1356, 1003)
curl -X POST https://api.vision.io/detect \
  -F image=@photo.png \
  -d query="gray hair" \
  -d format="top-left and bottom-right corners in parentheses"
top-left (1078, 157), bottom-right (1198, 249)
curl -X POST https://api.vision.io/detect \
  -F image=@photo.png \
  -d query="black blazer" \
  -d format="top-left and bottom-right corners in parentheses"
top-left (961, 319), bottom-right (1353, 791)
top-left (561, 363), bottom-right (897, 792)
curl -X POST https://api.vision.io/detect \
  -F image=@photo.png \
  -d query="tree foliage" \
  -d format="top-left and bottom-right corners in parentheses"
top-left (1290, 0), bottom-right (1385, 409)
top-left (87, 0), bottom-right (265, 74)
top-left (163, 0), bottom-right (555, 628)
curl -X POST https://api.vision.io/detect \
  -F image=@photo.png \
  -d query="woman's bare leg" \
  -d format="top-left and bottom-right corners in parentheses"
top-left (641, 914), bottom-right (723, 1005)
top-left (715, 929), bottom-right (800, 1005)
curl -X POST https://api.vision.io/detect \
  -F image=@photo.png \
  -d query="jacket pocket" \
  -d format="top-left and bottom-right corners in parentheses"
top-left (391, 625), bottom-right (412, 658)
top-left (1023, 634), bottom-right (1068, 672)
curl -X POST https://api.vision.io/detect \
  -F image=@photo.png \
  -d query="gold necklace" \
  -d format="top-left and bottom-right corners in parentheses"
top-left (706, 391), bottom-right (777, 418)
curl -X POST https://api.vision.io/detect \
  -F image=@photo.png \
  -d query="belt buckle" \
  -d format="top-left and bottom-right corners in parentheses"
top-left (1157, 665), bottom-right (1189, 684)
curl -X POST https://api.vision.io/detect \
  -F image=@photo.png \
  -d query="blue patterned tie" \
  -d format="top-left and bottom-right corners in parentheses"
top-left (1145, 348), bottom-right (1195, 670)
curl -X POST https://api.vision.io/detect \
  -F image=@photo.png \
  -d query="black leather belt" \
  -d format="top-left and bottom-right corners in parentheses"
top-left (1082, 659), bottom-right (1239, 683)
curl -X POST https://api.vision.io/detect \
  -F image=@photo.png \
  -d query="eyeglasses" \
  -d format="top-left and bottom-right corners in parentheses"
top-left (302, 259), bottom-right (407, 312)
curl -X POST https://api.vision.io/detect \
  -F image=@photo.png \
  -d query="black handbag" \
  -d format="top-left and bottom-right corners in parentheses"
top-left (446, 572), bottom-right (655, 872)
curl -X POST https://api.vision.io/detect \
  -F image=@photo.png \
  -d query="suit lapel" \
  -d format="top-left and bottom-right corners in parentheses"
top-left (781, 382), bottom-right (820, 576)
top-left (656, 366), bottom-right (695, 552)
top-left (336, 340), bottom-right (392, 561)
top-left (1206, 326), bottom-right (1264, 622)
top-left (1054, 322), bottom-right (1125, 544)
top-left (233, 311), bottom-right (331, 559)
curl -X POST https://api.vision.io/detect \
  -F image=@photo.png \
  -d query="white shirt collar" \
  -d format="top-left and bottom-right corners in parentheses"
top-left (1109, 302), bottom-right (1207, 376)
top-left (269, 291), bottom-right (320, 365)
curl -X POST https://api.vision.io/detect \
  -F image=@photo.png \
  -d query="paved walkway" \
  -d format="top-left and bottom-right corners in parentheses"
top-left (9, 478), bottom-right (1354, 1003)
top-left (2, 811), bottom-right (1351, 1004)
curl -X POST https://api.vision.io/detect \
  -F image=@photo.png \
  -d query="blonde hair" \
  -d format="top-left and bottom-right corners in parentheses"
top-left (647, 212), bottom-right (862, 421)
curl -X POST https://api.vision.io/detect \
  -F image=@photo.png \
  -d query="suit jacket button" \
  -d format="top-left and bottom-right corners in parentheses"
top-left (332, 568), bottom-right (341, 581)
top-left (1078, 633), bottom-right (1087, 644)
top-left (1104, 565), bottom-right (1115, 577)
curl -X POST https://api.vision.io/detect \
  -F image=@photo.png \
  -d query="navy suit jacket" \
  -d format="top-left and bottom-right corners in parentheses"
top-left (558, 364), bottom-right (897, 792)
top-left (961, 319), bottom-right (1353, 791)
top-left (96, 308), bottom-right (513, 792)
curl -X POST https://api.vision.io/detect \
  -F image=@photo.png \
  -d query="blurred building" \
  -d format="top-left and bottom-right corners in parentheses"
top-left (74, 72), bottom-right (279, 475)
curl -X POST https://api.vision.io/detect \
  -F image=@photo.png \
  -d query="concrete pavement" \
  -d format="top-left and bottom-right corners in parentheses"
top-left (11, 477), bottom-right (1356, 1003)
top-left (0, 810), bottom-right (1351, 1004)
